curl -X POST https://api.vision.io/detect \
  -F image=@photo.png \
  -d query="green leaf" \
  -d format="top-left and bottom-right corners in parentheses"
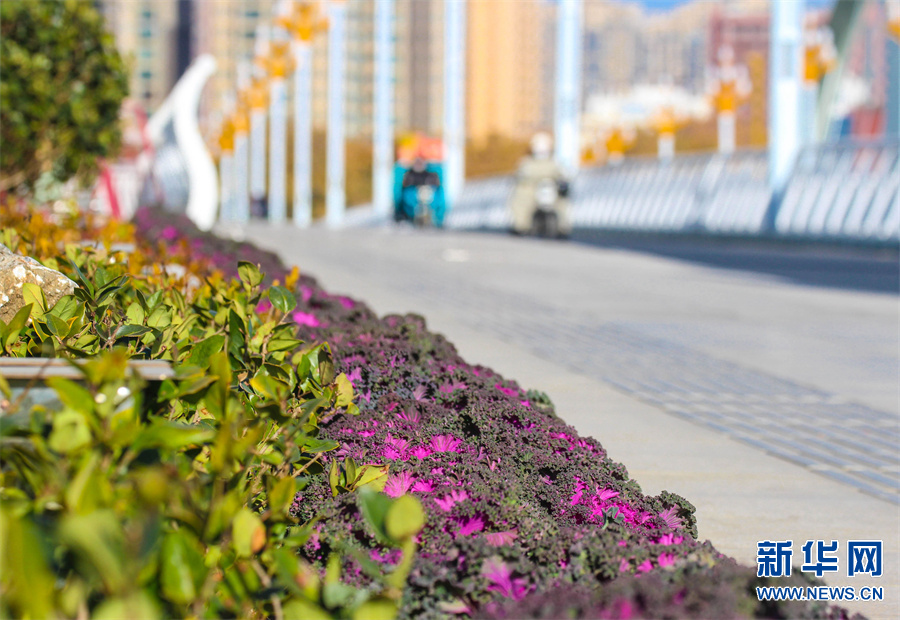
top-left (232, 508), bottom-right (266, 557)
top-left (46, 377), bottom-right (93, 414)
top-left (329, 458), bottom-right (341, 498)
top-left (299, 437), bottom-right (339, 454)
top-left (3, 304), bottom-right (31, 353)
top-left (67, 258), bottom-right (94, 297)
top-left (267, 476), bottom-right (298, 519)
top-left (22, 282), bottom-right (47, 318)
top-left (385, 494), bottom-right (425, 542)
top-left (334, 373), bottom-right (354, 408)
top-left (125, 301), bottom-right (145, 325)
top-left (46, 313), bottom-right (70, 337)
top-left (238, 261), bottom-right (264, 289)
top-left (185, 334), bottom-right (225, 368)
top-left (205, 351), bottom-right (231, 418)
top-left (49, 295), bottom-right (79, 321)
top-left (160, 530), bottom-right (206, 605)
top-left (354, 464), bottom-right (389, 492)
top-left (92, 591), bottom-right (160, 620)
top-left (48, 408), bottom-right (92, 454)
top-left (268, 285), bottom-right (297, 314)
top-left (58, 511), bottom-right (126, 592)
top-left (353, 598), bottom-right (398, 620)
top-left (173, 375), bottom-right (217, 397)
top-left (0, 374), bottom-right (10, 400)
top-left (146, 306), bottom-right (171, 328)
top-left (132, 419), bottom-right (215, 452)
top-left (113, 324), bottom-right (151, 340)
top-left (266, 337), bottom-right (303, 353)
top-left (282, 598), bottom-right (332, 620)
top-left (357, 487), bottom-right (394, 546)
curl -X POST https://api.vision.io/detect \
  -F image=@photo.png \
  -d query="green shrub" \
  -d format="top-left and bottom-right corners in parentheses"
top-left (0, 0), bottom-right (128, 191)
top-left (0, 240), bottom-right (422, 619)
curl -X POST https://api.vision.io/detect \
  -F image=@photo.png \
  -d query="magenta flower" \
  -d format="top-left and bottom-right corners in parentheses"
top-left (382, 434), bottom-right (409, 461)
top-left (494, 383), bottom-right (519, 397)
top-left (412, 385), bottom-right (428, 401)
top-left (570, 478), bottom-right (587, 506)
top-left (655, 533), bottom-right (684, 546)
top-left (438, 380), bottom-right (467, 394)
top-left (292, 311), bottom-right (320, 327)
top-left (255, 298), bottom-right (273, 314)
top-left (658, 553), bottom-right (676, 568)
top-left (411, 446), bottom-right (432, 459)
top-left (457, 516), bottom-right (485, 537)
top-left (346, 367), bottom-right (363, 386)
top-left (636, 559), bottom-right (653, 573)
top-left (482, 557), bottom-right (529, 601)
top-left (485, 529), bottom-right (518, 546)
top-left (430, 434), bottom-right (461, 453)
top-left (412, 479), bottom-right (435, 493)
top-left (520, 400), bottom-right (531, 407)
top-left (397, 408), bottom-right (420, 424)
top-left (161, 225), bottom-right (179, 241)
top-left (300, 286), bottom-right (313, 302)
top-left (384, 471), bottom-right (415, 498)
top-left (597, 488), bottom-right (619, 501)
top-left (435, 489), bottom-right (469, 512)
top-left (658, 506), bottom-right (682, 530)
top-left (339, 296), bottom-right (355, 309)
top-left (619, 559), bottom-right (631, 572)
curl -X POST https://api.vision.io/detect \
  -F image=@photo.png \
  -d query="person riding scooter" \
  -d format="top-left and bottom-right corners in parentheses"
top-left (396, 157), bottom-right (445, 226)
top-left (508, 133), bottom-right (572, 238)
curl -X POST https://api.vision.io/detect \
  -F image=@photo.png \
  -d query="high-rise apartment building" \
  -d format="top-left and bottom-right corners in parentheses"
top-left (98, 0), bottom-right (180, 114)
top-left (194, 0), bottom-right (276, 134)
top-left (467, 0), bottom-right (554, 144)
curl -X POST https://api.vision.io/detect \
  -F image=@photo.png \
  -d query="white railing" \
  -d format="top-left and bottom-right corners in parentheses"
top-left (445, 141), bottom-right (899, 245)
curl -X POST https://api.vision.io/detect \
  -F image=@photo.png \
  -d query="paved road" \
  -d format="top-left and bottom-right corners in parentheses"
top-left (236, 222), bottom-right (899, 618)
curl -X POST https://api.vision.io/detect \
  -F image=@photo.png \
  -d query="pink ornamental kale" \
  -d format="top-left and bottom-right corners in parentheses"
top-left (430, 434), bottom-right (462, 453)
top-left (384, 471), bottom-right (415, 498)
top-left (292, 311), bottom-right (320, 327)
top-left (482, 557), bottom-right (529, 601)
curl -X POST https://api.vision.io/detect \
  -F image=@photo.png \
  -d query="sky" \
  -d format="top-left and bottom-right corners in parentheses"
top-left (631, 0), bottom-right (836, 13)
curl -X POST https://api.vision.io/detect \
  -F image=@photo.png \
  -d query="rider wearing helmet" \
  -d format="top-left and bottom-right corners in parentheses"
top-left (508, 133), bottom-right (572, 237)
top-left (402, 157), bottom-right (440, 190)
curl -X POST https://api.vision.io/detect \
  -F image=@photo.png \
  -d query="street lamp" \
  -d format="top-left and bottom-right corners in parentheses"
top-left (802, 26), bottom-right (836, 147)
top-left (708, 46), bottom-right (751, 155)
top-left (280, 1), bottom-right (328, 228)
top-left (326, 0), bottom-right (347, 228)
top-left (217, 114), bottom-right (235, 221)
top-left (604, 126), bottom-right (635, 166)
top-left (554, 0), bottom-right (584, 177)
top-left (233, 67), bottom-right (252, 224)
top-left (373, 0), bottom-right (395, 220)
top-left (443, 0), bottom-right (467, 209)
top-left (650, 106), bottom-right (685, 162)
top-left (264, 37), bottom-right (294, 224)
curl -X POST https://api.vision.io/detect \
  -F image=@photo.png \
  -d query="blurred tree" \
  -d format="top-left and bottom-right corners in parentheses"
top-left (0, 0), bottom-right (129, 192)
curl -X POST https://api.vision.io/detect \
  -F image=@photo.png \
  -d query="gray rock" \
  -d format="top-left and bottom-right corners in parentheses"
top-left (0, 243), bottom-right (76, 323)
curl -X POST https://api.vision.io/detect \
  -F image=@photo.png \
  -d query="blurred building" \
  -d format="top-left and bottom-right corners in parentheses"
top-left (193, 0), bottom-right (275, 132)
top-left (707, 0), bottom-right (770, 147)
top-left (843, 1), bottom-right (890, 137)
top-left (98, 0), bottom-right (180, 114)
top-left (467, 0), bottom-right (554, 144)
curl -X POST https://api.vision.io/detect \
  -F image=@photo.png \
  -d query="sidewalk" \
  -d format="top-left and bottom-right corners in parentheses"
top-left (237, 223), bottom-right (899, 618)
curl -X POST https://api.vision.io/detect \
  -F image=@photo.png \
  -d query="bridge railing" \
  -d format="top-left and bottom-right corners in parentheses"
top-left (445, 141), bottom-right (898, 245)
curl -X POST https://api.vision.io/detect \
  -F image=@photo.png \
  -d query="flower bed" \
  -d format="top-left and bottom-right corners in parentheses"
top-left (130, 208), bottom-right (859, 620)
top-left (0, 204), bottom-right (859, 619)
